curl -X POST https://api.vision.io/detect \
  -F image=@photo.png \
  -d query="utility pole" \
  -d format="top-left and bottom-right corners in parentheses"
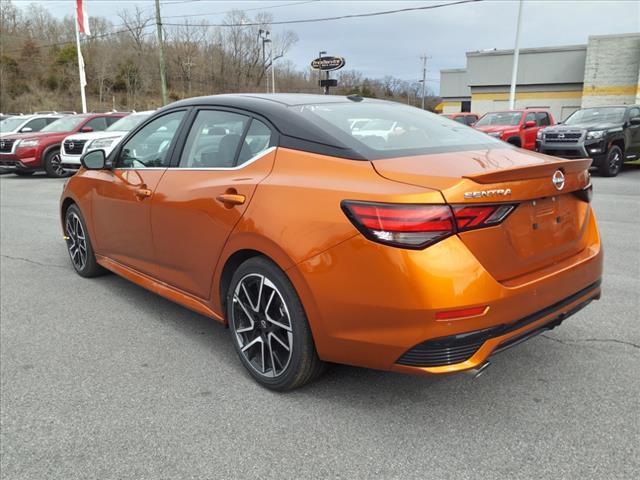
top-left (259, 30), bottom-right (271, 93)
top-left (509, 0), bottom-right (524, 110)
top-left (420, 54), bottom-right (427, 110)
top-left (155, 0), bottom-right (168, 106)
top-left (271, 43), bottom-right (276, 93)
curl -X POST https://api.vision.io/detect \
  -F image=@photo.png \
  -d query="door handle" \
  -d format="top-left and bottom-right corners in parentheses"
top-left (135, 188), bottom-right (153, 199)
top-left (216, 193), bottom-right (246, 206)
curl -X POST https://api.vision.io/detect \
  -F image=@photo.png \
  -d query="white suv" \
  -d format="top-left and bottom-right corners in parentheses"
top-left (60, 111), bottom-right (154, 169)
top-left (0, 114), bottom-right (63, 136)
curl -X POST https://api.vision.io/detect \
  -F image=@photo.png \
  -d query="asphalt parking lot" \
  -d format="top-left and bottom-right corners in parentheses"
top-left (1, 168), bottom-right (638, 479)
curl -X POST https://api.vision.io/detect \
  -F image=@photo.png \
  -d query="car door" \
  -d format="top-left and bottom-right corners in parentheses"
top-left (150, 108), bottom-right (277, 300)
top-left (523, 111), bottom-right (538, 150)
top-left (626, 107), bottom-right (640, 158)
top-left (90, 109), bottom-right (188, 275)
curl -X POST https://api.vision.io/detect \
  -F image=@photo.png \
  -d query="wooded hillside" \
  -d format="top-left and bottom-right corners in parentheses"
top-left (0, 1), bottom-right (439, 113)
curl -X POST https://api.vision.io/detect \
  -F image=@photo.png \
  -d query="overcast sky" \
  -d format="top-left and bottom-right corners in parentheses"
top-left (11, 0), bottom-right (640, 94)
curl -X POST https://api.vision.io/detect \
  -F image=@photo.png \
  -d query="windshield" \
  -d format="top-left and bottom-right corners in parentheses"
top-left (106, 113), bottom-right (151, 132)
top-left (564, 107), bottom-right (626, 125)
top-left (475, 112), bottom-right (523, 127)
top-left (295, 102), bottom-right (503, 157)
top-left (41, 116), bottom-right (86, 132)
top-left (0, 117), bottom-right (27, 133)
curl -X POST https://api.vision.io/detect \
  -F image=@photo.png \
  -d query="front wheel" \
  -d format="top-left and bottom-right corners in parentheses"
top-left (64, 204), bottom-right (106, 277)
top-left (226, 257), bottom-right (325, 391)
top-left (44, 150), bottom-right (68, 178)
top-left (598, 145), bottom-right (623, 177)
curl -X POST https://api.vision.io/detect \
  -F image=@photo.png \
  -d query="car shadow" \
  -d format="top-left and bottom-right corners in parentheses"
top-left (88, 265), bottom-right (569, 407)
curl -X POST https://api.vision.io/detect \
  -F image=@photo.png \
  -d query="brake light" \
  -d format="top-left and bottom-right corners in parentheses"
top-left (342, 201), bottom-right (518, 249)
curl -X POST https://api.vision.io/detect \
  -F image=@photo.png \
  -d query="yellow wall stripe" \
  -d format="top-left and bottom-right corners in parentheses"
top-left (471, 91), bottom-right (583, 101)
top-left (582, 85), bottom-right (639, 96)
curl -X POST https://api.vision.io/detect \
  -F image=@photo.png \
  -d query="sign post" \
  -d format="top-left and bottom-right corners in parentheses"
top-left (310, 55), bottom-right (345, 95)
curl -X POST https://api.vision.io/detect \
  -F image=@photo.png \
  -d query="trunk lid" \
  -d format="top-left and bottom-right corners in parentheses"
top-left (372, 147), bottom-right (593, 283)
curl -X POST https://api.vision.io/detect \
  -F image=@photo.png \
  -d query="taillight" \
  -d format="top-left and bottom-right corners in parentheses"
top-left (452, 204), bottom-right (517, 232)
top-left (342, 201), bottom-right (518, 249)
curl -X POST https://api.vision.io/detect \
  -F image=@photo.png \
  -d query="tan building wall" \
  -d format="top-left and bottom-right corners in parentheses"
top-left (581, 33), bottom-right (640, 107)
top-left (471, 91), bottom-right (583, 120)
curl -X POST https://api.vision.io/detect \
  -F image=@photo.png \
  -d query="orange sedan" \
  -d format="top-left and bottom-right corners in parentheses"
top-left (60, 94), bottom-right (602, 390)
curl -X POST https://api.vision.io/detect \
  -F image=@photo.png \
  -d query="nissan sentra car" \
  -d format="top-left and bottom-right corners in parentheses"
top-left (60, 94), bottom-right (602, 390)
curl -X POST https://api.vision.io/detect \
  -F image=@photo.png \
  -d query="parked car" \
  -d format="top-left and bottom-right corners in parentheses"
top-left (0, 113), bottom-right (125, 177)
top-left (474, 109), bottom-right (555, 150)
top-left (537, 105), bottom-right (640, 177)
top-left (0, 114), bottom-right (63, 136)
top-left (440, 112), bottom-right (479, 126)
top-left (60, 111), bottom-right (154, 170)
top-left (60, 94), bottom-right (602, 390)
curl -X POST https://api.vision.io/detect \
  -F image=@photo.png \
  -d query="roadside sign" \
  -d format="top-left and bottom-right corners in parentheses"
top-left (311, 56), bottom-right (346, 71)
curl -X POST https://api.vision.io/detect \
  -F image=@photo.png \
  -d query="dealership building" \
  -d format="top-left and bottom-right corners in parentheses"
top-left (439, 33), bottom-right (640, 120)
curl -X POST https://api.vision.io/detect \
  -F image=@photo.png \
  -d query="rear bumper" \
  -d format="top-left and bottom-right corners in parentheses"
top-left (290, 208), bottom-right (603, 375)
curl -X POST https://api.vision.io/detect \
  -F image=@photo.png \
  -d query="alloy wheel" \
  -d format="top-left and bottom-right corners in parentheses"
top-left (231, 273), bottom-right (294, 378)
top-left (65, 212), bottom-right (87, 271)
top-left (50, 153), bottom-right (65, 177)
top-left (608, 150), bottom-right (621, 174)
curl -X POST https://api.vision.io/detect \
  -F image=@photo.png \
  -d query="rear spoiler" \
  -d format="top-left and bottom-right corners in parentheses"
top-left (464, 158), bottom-right (592, 184)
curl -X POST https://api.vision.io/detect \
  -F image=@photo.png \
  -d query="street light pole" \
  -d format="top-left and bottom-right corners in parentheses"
top-left (509, 0), bottom-right (524, 110)
top-left (154, 0), bottom-right (168, 106)
top-left (319, 50), bottom-right (326, 94)
top-left (258, 30), bottom-right (271, 94)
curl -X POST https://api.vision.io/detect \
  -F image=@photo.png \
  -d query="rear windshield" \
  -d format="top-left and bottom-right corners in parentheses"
top-left (293, 102), bottom-right (502, 158)
top-left (42, 116), bottom-right (86, 132)
top-left (475, 112), bottom-right (522, 127)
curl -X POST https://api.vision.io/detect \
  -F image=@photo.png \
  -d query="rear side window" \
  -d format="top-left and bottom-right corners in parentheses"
top-left (85, 117), bottom-right (108, 131)
top-left (179, 110), bottom-right (250, 168)
top-left (106, 116), bottom-right (122, 126)
top-left (237, 119), bottom-right (273, 164)
top-left (536, 112), bottom-right (550, 126)
top-left (23, 118), bottom-right (47, 131)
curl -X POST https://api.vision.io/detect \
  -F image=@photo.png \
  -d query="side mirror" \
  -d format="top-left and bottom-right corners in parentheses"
top-left (81, 149), bottom-right (107, 170)
top-left (556, 121), bottom-right (563, 125)
top-left (80, 126), bottom-right (93, 133)
top-left (630, 117), bottom-right (640, 125)
top-left (20, 127), bottom-right (33, 132)
top-left (524, 120), bottom-right (536, 128)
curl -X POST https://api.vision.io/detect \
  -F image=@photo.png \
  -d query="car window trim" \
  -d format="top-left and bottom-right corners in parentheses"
top-left (111, 108), bottom-right (191, 169)
top-left (170, 105), bottom-right (279, 170)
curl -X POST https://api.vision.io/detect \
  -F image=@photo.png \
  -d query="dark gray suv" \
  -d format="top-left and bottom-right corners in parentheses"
top-left (537, 105), bottom-right (640, 177)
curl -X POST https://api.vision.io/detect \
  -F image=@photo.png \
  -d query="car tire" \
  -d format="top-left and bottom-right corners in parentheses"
top-left (64, 204), bottom-right (106, 278)
top-left (598, 146), bottom-right (623, 177)
top-left (43, 149), bottom-right (68, 178)
top-left (14, 171), bottom-right (34, 176)
top-left (226, 256), bottom-right (325, 391)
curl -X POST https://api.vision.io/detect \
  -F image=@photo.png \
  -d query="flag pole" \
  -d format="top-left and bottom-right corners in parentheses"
top-left (75, 8), bottom-right (87, 113)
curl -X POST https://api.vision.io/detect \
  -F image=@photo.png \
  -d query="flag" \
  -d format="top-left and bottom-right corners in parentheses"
top-left (76, 0), bottom-right (91, 36)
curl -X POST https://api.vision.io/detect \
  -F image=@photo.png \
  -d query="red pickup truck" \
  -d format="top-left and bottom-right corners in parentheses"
top-left (0, 112), bottom-right (125, 177)
top-left (473, 109), bottom-right (555, 150)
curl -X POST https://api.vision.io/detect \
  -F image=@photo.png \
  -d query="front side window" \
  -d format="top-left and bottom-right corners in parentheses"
top-left (525, 112), bottom-right (537, 124)
top-left (179, 110), bottom-right (250, 168)
top-left (296, 102), bottom-right (502, 157)
top-left (628, 107), bottom-right (640, 120)
top-left (117, 110), bottom-right (186, 168)
top-left (107, 113), bottom-right (152, 132)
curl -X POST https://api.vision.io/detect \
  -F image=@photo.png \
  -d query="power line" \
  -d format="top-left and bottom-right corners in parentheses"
top-left (161, 1), bottom-right (318, 20)
top-left (162, 0), bottom-right (483, 27)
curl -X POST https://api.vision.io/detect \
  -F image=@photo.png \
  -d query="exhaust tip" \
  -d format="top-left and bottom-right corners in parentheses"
top-left (466, 361), bottom-right (491, 379)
